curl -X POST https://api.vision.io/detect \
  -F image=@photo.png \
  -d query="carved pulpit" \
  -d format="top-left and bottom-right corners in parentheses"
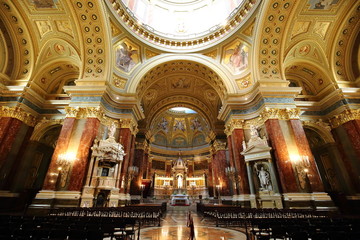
top-left (80, 133), bottom-right (125, 207)
top-left (241, 125), bottom-right (282, 209)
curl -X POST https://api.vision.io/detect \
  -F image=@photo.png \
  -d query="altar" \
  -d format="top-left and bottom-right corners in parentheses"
top-left (171, 194), bottom-right (190, 206)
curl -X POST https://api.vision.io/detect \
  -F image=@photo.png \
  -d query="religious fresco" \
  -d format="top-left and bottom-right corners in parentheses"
top-left (30, 0), bottom-right (58, 8)
top-left (151, 109), bottom-right (209, 148)
top-left (173, 118), bottom-right (186, 132)
top-left (157, 117), bottom-right (169, 132)
top-left (224, 42), bottom-right (249, 74)
top-left (115, 42), bottom-right (139, 72)
top-left (308, 0), bottom-right (339, 10)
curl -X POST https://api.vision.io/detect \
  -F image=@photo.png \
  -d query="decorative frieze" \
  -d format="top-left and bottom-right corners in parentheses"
top-left (0, 106), bottom-right (37, 127)
top-left (329, 109), bottom-right (360, 129)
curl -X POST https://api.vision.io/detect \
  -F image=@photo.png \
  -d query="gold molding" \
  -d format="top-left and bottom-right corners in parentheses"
top-left (0, 106), bottom-right (37, 127)
top-left (329, 109), bottom-right (360, 129)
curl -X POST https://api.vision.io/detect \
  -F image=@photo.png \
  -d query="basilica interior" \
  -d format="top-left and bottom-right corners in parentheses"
top-left (0, 0), bottom-right (360, 239)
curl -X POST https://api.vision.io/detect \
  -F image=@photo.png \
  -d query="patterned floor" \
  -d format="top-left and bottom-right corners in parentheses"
top-left (139, 204), bottom-right (247, 240)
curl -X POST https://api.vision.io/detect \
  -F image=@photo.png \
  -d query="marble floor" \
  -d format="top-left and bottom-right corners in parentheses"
top-left (139, 204), bottom-right (247, 240)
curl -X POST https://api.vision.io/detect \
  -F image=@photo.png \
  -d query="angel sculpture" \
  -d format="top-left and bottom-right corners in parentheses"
top-left (115, 42), bottom-right (138, 72)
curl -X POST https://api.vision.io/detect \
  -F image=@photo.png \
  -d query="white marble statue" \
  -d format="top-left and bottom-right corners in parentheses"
top-left (257, 167), bottom-right (272, 191)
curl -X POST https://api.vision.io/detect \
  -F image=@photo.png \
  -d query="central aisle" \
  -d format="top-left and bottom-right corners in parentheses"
top-left (140, 203), bottom-right (247, 240)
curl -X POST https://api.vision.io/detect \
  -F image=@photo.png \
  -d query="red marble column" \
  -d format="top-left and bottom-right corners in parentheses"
top-left (119, 128), bottom-right (132, 194)
top-left (290, 120), bottom-right (324, 192)
top-left (231, 129), bottom-right (250, 194)
top-left (343, 120), bottom-right (360, 161)
top-left (226, 135), bottom-right (237, 195)
top-left (126, 135), bottom-right (136, 194)
top-left (265, 119), bottom-right (298, 193)
top-left (188, 164), bottom-right (194, 177)
top-left (207, 160), bottom-right (214, 197)
top-left (0, 118), bottom-right (23, 170)
top-left (68, 118), bottom-right (100, 191)
top-left (0, 117), bottom-right (33, 190)
top-left (213, 149), bottom-right (231, 196)
top-left (165, 164), bottom-right (172, 177)
top-left (331, 120), bottom-right (360, 192)
top-left (43, 118), bottom-right (76, 190)
top-left (131, 147), bottom-right (144, 195)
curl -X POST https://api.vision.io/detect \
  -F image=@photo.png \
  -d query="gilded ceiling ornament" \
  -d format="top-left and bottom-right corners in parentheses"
top-left (236, 75), bottom-right (251, 89)
top-left (308, 0), bottom-right (339, 10)
top-left (313, 21), bottom-right (330, 39)
top-left (203, 50), bottom-right (217, 59)
top-left (119, 118), bottom-right (138, 135)
top-left (113, 75), bottom-right (127, 89)
top-left (55, 20), bottom-right (73, 36)
top-left (0, 106), bottom-right (37, 127)
top-left (291, 21), bottom-right (310, 39)
top-left (35, 21), bottom-right (52, 37)
top-left (329, 109), bottom-right (360, 129)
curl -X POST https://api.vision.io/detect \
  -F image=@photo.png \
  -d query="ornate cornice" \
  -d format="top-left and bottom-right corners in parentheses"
top-left (302, 119), bottom-right (331, 132)
top-left (329, 109), bottom-right (360, 129)
top-left (0, 106), bottom-right (37, 127)
top-left (260, 107), bottom-right (301, 121)
top-left (65, 106), bottom-right (104, 119)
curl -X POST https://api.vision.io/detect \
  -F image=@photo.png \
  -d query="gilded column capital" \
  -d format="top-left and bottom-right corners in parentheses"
top-left (119, 118), bottom-right (138, 135)
top-left (0, 106), bottom-right (37, 127)
top-left (260, 107), bottom-right (301, 121)
top-left (329, 109), bottom-right (360, 129)
top-left (135, 141), bottom-right (148, 150)
top-left (65, 106), bottom-right (104, 119)
top-left (212, 140), bottom-right (227, 152)
top-left (224, 119), bottom-right (245, 136)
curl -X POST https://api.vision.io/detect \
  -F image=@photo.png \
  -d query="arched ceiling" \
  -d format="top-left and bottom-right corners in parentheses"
top-left (136, 60), bottom-right (223, 126)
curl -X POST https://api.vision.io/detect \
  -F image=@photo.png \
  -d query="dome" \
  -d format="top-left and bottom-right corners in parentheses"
top-left (121, 0), bottom-right (245, 39)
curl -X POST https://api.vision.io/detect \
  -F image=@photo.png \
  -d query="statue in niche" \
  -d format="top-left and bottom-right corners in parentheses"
top-left (256, 165), bottom-right (272, 191)
top-left (177, 175), bottom-right (183, 189)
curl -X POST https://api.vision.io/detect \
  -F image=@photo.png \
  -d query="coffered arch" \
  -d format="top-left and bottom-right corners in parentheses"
top-left (129, 54), bottom-right (236, 95)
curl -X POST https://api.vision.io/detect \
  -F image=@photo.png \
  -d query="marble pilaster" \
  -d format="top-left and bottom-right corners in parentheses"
top-left (43, 118), bottom-right (76, 190)
top-left (265, 119), bottom-right (298, 193)
top-left (290, 119), bottom-right (324, 192)
top-left (68, 118), bottom-right (100, 191)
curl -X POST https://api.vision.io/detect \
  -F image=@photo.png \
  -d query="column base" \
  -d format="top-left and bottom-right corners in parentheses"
top-left (29, 190), bottom-right (81, 214)
top-left (232, 194), bottom-right (252, 208)
top-left (282, 192), bottom-right (335, 210)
